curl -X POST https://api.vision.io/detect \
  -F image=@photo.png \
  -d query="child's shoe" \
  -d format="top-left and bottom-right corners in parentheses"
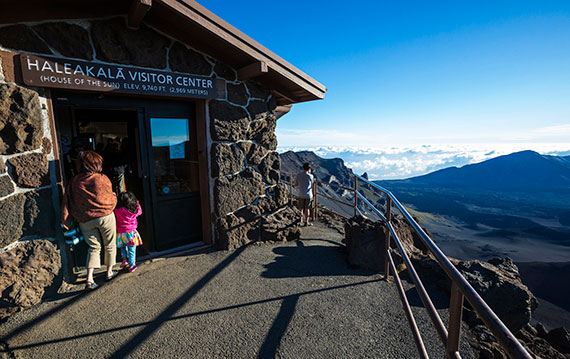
top-left (120, 259), bottom-right (129, 269)
top-left (128, 265), bottom-right (138, 273)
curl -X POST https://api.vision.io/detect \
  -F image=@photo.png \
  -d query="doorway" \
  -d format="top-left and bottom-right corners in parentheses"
top-left (53, 92), bottom-right (204, 263)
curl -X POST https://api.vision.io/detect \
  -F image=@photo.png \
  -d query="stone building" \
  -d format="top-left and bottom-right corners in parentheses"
top-left (0, 0), bottom-right (325, 307)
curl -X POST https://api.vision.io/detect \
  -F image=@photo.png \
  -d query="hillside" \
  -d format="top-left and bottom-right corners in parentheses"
top-left (281, 149), bottom-right (570, 329)
top-left (281, 149), bottom-right (570, 253)
top-left (280, 150), bottom-right (357, 218)
top-left (403, 150), bottom-right (570, 191)
top-left (280, 151), bottom-right (354, 187)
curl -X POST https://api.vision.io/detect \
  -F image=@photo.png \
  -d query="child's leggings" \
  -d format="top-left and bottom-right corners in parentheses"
top-left (121, 246), bottom-right (137, 267)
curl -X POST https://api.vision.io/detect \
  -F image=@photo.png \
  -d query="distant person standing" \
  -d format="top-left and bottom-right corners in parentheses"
top-left (295, 162), bottom-right (315, 226)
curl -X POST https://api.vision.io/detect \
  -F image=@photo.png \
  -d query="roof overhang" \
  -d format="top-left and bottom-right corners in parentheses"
top-left (0, 0), bottom-right (326, 105)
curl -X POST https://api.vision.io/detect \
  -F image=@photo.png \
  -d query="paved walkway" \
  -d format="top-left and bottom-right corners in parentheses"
top-left (0, 222), bottom-right (473, 358)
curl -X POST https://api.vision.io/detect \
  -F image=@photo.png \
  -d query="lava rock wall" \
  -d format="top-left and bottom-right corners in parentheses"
top-left (209, 89), bottom-right (300, 249)
top-left (0, 80), bottom-right (56, 249)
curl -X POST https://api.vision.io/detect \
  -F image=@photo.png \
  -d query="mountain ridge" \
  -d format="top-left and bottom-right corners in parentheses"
top-left (393, 150), bottom-right (570, 191)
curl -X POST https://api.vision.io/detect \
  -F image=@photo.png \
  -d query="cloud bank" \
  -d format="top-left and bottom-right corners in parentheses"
top-left (277, 143), bottom-right (570, 180)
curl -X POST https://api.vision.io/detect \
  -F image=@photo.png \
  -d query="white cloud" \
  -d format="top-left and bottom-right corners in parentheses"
top-left (278, 143), bottom-right (570, 180)
top-left (533, 124), bottom-right (570, 136)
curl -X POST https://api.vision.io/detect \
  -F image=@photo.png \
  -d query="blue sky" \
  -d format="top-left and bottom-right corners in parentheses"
top-left (202, 1), bottom-right (570, 178)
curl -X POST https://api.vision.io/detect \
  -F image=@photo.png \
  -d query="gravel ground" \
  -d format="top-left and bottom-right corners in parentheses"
top-left (0, 222), bottom-right (474, 358)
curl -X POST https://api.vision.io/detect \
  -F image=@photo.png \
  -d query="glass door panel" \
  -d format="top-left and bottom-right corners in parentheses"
top-left (150, 118), bottom-right (199, 196)
top-left (147, 114), bottom-right (202, 251)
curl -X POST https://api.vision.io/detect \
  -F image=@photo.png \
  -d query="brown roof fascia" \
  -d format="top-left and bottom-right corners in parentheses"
top-left (155, 0), bottom-right (326, 103)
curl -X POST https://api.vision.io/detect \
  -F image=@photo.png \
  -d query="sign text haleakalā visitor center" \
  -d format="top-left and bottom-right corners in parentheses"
top-left (19, 55), bottom-right (217, 99)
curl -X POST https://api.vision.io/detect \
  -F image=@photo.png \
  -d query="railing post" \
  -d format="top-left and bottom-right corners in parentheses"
top-left (447, 281), bottom-right (464, 358)
top-left (312, 181), bottom-right (318, 220)
top-left (384, 196), bottom-right (392, 280)
top-left (289, 173), bottom-right (293, 206)
top-left (353, 175), bottom-right (358, 217)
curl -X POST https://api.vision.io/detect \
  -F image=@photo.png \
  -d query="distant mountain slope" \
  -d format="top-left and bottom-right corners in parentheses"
top-left (280, 151), bottom-right (356, 217)
top-left (280, 151), bottom-right (354, 187)
top-left (401, 150), bottom-right (570, 191)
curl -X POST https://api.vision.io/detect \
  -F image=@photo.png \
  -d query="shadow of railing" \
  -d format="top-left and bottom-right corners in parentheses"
top-left (2, 289), bottom-right (93, 343)
top-left (109, 244), bottom-right (248, 358)
top-left (5, 279), bottom-right (380, 354)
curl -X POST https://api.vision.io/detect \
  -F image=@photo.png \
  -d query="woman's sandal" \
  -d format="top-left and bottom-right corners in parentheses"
top-left (85, 281), bottom-right (99, 291)
top-left (105, 271), bottom-right (118, 282)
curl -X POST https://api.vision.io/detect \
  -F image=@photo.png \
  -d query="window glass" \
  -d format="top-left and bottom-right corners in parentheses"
top-left (150, 118), bottom-right (197, 195)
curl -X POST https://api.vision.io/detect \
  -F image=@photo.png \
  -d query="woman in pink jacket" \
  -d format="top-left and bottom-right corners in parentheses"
top-left (114, 192), bottom-right (143, 273)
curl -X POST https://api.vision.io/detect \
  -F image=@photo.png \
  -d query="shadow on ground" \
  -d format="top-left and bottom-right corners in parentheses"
top-left (262, 239), bottom-right (376, 279)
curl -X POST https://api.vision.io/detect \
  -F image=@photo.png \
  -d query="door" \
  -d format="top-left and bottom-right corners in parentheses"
top-left (53, 92), bottom-right (204, 256)
top-left (145, 102), bottom-right (202, 251)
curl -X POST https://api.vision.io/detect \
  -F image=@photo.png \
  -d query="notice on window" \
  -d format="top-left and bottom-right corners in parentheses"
top-left (169, 141), bottom-right (185, 159)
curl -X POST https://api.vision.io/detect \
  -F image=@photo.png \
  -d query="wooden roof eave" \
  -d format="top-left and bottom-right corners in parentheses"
top-left (153, 0), bottom-right (326, 104)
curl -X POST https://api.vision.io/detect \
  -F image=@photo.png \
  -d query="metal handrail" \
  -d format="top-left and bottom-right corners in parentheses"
top-left (282, 171), bottom-right (532, 359)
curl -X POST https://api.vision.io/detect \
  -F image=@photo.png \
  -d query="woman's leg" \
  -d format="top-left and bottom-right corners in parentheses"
top-left (80, 220), bottom-right (102, 283)
top-left (97, 213), bottom-right (117, 277)
top-left (86, 268), bottom-right (95, 284)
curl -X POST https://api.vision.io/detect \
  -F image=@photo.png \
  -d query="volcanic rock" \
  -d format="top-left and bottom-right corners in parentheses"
top-left (0, 175), bottom-right (14, 197)
top-left (274, 183), bottom-right (289, 208)
top-left (238, 141), bottom-right (267, 166)
top-left (454, 257), bottom-right (538, 333)
top-left (261, 206), bottom-right (301, 242)
top-left (246, 81), bottom-right (270, 100)
top-left (209, 100), bottom-right (250, 142)
top-left (33, 22), bottom-right (93, 60)
top-left (227, 82), bottom-right (248, 106)
top-left (343, 215), bottom-right (386, 271)
top-left (259, 151), bottom-right (280, 185)
top-left (0, 193), bottom-right (25, 247)
top-left (546, 327), bottom-right (570, 354)
top-left (343, 214), bottom-right (428, 271)
top-left (318, 207), bottom-right (346, 235)
top-left (23, 189), bottom-right (55, 237)
top-left (257, 196), bottom-right (277, 213)
top-left (0, 83), bottom-right (43, 155)
top-left (0, 25), bottom-right (51, 54)
top-left (515, 325), bottom-right (568, 359)
top-left (214, 167), bottom-right (264, 217)
top-left (214, 61), bottom-right (236, 82)
top-left (168, 41), bottom-right (212, 75)
top-left (215, 205), bottom-right (261, 250)
top-left (267, 96), bottom-right (277, 113)
top-left (249, 114), bottom-right (277, 150)
top-left (91, 18), bottom-right (170, 68)
top-left (210, 143), bottom-right (245, 178)
top-left (42, 137), bottom-right (52, 154)
top-left (8, 153), bottom-right (50, 188)
top-left (0, 240), bottom-right (61, 322)
top-left (247, 99), bottom-right (268, 119)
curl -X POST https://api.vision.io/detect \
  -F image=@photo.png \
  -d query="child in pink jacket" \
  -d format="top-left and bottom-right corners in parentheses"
top-left (114, 192), bottom-right (142, 273)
